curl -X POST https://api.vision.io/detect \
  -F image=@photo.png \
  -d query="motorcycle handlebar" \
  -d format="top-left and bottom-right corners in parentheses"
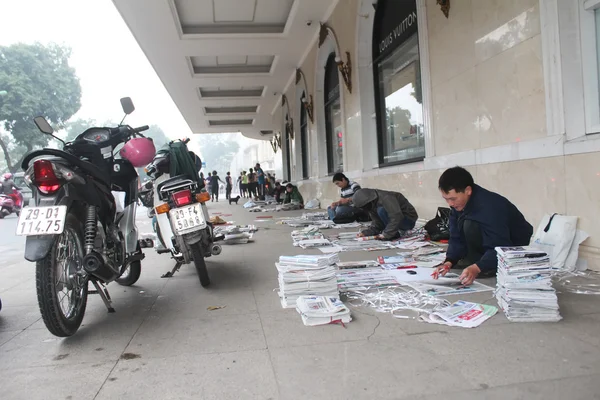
top-left (134, 125), bottom-right (149, 133)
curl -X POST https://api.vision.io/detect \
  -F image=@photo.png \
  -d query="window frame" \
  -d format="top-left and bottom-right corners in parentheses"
top-left (299, 93), bottom-right (309, 179)
top-left (581, 0), bottom-right (600, 134)
top-left (324, 52), bottom-right (342, 175)
top-left (284, 114), bottom-right (292, 182)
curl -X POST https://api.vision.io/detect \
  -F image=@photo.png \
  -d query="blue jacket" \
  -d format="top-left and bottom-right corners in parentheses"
top-left (445, 184), bottom-right (533, 272)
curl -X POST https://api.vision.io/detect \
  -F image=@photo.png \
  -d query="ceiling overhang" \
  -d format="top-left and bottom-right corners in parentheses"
top-left (112, 0), bottom-right (339, 139)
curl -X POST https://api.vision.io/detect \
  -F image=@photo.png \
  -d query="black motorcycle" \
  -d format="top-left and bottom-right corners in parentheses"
top-left (19, 97), bottom-right (153, 337)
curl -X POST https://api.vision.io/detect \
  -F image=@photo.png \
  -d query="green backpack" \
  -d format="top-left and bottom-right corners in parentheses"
top-left (167, 141), bottom-right (203, 188)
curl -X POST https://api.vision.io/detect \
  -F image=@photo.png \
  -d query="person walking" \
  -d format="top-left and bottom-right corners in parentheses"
top-left (255, 163), bottom-right (265, 199)
top-left (225, 172), bottom-right (233, 200)
top-left (241, 171), bottom-right (249, 198)
top-left (237, 172), bottom-right (243, 197)
top-left (209, 171), bottom-right (225, 202)
top-left (247, 168), bottom-right (257, 199)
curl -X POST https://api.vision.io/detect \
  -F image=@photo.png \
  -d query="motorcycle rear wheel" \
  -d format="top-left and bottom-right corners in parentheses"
top-left (36, 213), bottom-right (88, 337)
top-left (190, 243), bottom-right (210, 287)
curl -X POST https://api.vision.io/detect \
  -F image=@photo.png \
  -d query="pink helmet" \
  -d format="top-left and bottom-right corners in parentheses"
top-left (120, 137), bottom-right (156, 167)
top-left (3, 173), bottom-right (12, 180)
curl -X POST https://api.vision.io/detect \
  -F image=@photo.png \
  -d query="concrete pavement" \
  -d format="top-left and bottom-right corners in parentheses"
top-left (1, 201), bottom-right (600, 399)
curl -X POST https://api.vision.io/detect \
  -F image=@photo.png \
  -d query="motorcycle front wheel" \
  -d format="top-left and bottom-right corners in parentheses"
top-left (190, 243), bottom-right (210, 287)
top-left (36, 213), bottom-right (88, 337)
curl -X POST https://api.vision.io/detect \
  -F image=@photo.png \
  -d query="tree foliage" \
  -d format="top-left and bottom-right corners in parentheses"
top-left (62, 118), bottom-right (97, 142)
top-left (0, 42), bottom-right (82, 172)
top-left (196, 134), bottom-right (240, 176)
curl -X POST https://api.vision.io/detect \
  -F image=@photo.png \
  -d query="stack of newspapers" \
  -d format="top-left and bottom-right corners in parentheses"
top-left (495, 246), bottom-right (561, 322)
top-left (295, 295), bottom-right (352, 326)
top-left (276, 254), bottom-right (340, 308)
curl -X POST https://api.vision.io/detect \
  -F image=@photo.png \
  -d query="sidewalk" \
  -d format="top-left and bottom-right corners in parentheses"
top-left (1, 201), bottom-right (599, 399)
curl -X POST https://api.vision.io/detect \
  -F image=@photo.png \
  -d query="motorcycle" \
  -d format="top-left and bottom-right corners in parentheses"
top-left (18, 97), bottom-right (155, 337)
top-left (140, 139), bottom-right (222, 286)
top-left (0, 193), bottom-right (17, 218)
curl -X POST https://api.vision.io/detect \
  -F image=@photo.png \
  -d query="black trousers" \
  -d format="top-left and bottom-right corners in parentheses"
top-left (460, 220), bottom-right (496, 277)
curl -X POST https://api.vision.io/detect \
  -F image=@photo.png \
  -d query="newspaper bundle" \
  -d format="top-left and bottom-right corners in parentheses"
top-left (495, 246), bottom-right (562, 322)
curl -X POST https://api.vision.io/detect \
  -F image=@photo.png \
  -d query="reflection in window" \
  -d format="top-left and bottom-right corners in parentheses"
top-left (325, 53), bottom-right (343, 174)
top-left (376, 34), bottom-right (425, 164)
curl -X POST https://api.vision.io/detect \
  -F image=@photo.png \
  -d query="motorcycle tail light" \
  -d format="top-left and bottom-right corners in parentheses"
top-left (33, 160), bottom-right (61, 194)
top-left (196, 192), bottom-right (211, 203)
top-left (172, 189), bottom-right (192, 207)
top-left (155, 203), bottom-right (170, 214)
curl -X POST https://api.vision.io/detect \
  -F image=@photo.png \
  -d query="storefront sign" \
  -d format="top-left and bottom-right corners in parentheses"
top-left (373, 0), bottom-right (418, 61)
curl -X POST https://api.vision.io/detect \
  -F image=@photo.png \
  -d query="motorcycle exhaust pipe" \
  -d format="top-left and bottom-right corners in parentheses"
top-left (211, 244), bottom-right (222, 256)
top-left (83, 251), bottom-right (119, 282)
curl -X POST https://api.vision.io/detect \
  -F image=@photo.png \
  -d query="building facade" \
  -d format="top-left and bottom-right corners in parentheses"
top-left (279, 0), bottom-right (600, 270)
top-left (113, 0), bottom-right (600, 270)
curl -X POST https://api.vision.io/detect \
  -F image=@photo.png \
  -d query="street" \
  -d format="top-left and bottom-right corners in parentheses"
top-left (1, 203), bottom-right (600, 399)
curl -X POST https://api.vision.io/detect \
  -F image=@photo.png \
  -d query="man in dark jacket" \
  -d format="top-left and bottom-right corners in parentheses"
top-left (352, 188), bottom-right (418, 240)
top-left (433, 166), bottom-right (533, 285)
top-left (283, 183), bottom-right (304, 207)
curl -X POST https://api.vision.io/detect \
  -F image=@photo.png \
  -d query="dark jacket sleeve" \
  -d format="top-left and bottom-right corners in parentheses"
top-left (362, 209), bottom-right (384, 236)
top-left (379, 195), bottom-right (405, 239)
top-left (445, 209), bottom-right (467, 266)
top-left (293, 188), bottom-right (304, 204)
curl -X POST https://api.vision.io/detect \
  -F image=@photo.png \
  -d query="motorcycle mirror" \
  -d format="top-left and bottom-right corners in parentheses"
top-left (120, 97), bottom-right (135, 115)
top-left (33, 116), bottom-right (54, 135)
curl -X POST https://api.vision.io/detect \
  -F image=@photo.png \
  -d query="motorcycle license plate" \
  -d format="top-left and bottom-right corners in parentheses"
top-left (16, 206), bottom-right (68, 236)
top-left (170, 203), bottom-right (206, 234)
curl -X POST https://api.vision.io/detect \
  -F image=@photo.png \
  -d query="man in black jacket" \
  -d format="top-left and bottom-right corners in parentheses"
top-left (433, 166), bottom-right (533, 285)
top-left (352, 188), bottom-right (418, 241)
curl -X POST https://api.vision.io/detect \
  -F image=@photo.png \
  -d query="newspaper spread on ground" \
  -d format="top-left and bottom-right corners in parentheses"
top-left (419, 300), bottom-right (498, 328)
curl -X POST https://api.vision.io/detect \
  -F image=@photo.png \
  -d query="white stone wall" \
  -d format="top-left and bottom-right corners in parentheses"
top-left (279, 0), bottom-right (600, 270)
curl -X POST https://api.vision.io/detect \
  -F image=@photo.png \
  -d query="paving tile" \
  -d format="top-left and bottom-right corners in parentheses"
top-left (0, 305), bottom-right (41, 332)
top-left (260, 307), bottom-right (399, 348)
top-left (125, 313), bottom-right (266, 359)
top-left (415, 374), bottom-right (600, 400)
top-left (408, 324), bottom-right (600, 388)
top-left (269, 338), bottom-right (478, 400)
top-left (95, 350), bottom-right (278, 400)
top-left (0, 362), bottom-right (114, 400)
top-left (151, 284), bottom-right (257, 316)
top-left (0, 314), bottom-right (143, 369)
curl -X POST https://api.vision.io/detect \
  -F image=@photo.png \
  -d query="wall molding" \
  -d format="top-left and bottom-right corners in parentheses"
top-left (539, 0), bottom-right (566, 137)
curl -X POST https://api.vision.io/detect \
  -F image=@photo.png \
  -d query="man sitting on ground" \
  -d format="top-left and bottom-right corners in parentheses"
top-left (433, 166), bottom-right (533, 286)
top-left (327, 173), bottom-right (361, 221)
top-left (352, 188), bottom-right (418, 241)
top-left (274, 182), bottom-right (285, 204)
top-left (283, 183), bottom-right (304, 209)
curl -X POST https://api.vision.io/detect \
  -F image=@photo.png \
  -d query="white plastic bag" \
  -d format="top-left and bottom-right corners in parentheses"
top-left (531, 213), bottom-right (577, 269)
top-left (304, 199), bottom-right (320, 210)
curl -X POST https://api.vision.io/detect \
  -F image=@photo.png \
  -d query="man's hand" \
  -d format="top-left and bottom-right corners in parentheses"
top-left (357, 232), bottom-right (365, 237)
top-left (431, 262), bottom-right (452, 279)
top-left (459, 264), bottom-right (481, 286)
top-left (331, 201), bottom-right (339, 208)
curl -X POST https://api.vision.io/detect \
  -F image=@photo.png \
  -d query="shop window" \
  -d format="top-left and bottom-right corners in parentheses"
top-left (300, 94), bottom-right (309, 179)
top-left (581, 0), bottom-right (600, 134)
top-left (373, 0), bottom-right (425, 165)
top-left (324, 53), bottom-right (343, 174)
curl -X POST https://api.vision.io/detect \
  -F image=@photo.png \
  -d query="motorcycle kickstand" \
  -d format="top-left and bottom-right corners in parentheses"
top-left (90, 280), bottom-right (115, 313)
top-left (161, 262), bottom-right (183, 278)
